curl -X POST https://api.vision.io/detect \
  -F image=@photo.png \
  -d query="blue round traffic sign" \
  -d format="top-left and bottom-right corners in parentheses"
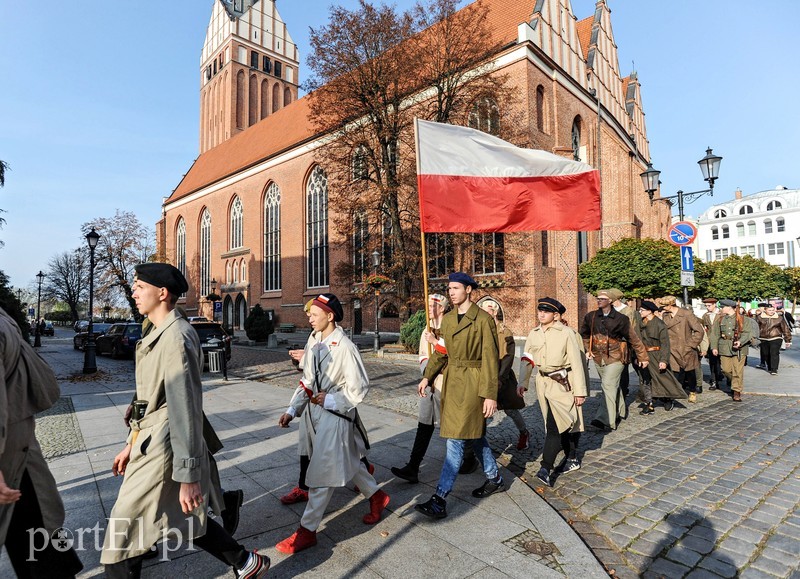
top-left (668, 221), bottom-right (697, 246)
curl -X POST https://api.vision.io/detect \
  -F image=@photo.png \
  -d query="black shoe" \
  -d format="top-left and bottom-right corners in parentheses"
top-left (709, 382), bottom-right (718, 391)
top-left (391, 464), bottom-right (419, 484)
top-left (697, 385), bottom-right (703, 394)
top-left (590, 419), bottom-right (612, 433)
top-left (664, 399), bottom-right (674, 411)
top-left (459, 455), bottom-right (478, 475)
top-left (415, 494), bottom-right (447, 519)
top-left (472, 477), bottom-right (505, 498)
top-left (757, 363), bottom-right (767, 370)
top-left (536, 467), bottom-right (552, 487)
top-left (640, 403), bottom-right (655, 415)
top-left (555, 458), bottom-right (581, 474)
top-left (222, 489), bottom-right (244, 535)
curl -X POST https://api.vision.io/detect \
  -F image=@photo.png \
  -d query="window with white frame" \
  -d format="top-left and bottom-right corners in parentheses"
top-left (176, 218), bottom-right (186, 295)
top-left (263, 183), bottom-right (281, 291)
top-left (233, 261), bottom-right (239, 283)
top-left (230, 196), bottom-right (243, 249)
top-left (714, 248), bottom-right (729, 260)
top-left (428, 234), bottom-right (454, 279)
top-left (777, 217), bottom-right (785, 232)
top-left (200, 210), bottom-right (212, 296)
top-left (713, 209), bottom-right (727, 218)
top-left (740, 245), bottom-right (756, 257)
top-left (736, 222), bottom-right (744, 237)
top-left (766, 200), bottom-right (782, 211)
top-left (468, 97), bottom-right (500, 136)
top-left (768, 243), bottom-right (785, 255)
top-left (473, 233), bottom-right (505, 274)
top-left (240, 260), bottom-right (247, 282)
top-left (748, 220), bottom-right (756, 235)
top-left (353, 210), bottom-right (369, 280)
top-left (722, 225), bottom-right (729, 239)
top-left (764, 219), bottom-right (772, 234)
top-left (306, 166), bottom-right (329, 288)
top-left (711, 226), bottom-right (719, 240)
top-left (226, 261), bottom-right (232, 284)
top-left (352, 145), bottom-right (369, 181)
top-left (739, 205), bottom-right (753, 215)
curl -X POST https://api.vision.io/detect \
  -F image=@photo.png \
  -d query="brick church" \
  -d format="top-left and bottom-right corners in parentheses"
top-left (156, 0), bottom-right (670, 337)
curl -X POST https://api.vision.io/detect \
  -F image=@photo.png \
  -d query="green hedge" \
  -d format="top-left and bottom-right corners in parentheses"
top-left (399, 309), bottom-right (426, 353)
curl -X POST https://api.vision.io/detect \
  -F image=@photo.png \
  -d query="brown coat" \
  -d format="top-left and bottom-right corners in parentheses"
top-left (756, 313), bottom-right (792, 343)
top-left (424, 303), bottom-right (499, 439)
top-left (661, 308), bottom-right (704, 371)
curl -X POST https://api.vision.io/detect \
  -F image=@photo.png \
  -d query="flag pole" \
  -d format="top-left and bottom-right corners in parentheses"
top-left (414, 118), bottom-right (432, 357)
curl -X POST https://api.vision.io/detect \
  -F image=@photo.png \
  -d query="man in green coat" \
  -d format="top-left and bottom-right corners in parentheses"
top-left (414, 273), bottom-right (503, 520)
top-left (708, 299), bottom-right (752, 402)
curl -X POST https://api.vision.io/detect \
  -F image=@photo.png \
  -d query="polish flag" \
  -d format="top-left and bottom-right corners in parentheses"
top-left (415, 119), bottom-right (601, 233)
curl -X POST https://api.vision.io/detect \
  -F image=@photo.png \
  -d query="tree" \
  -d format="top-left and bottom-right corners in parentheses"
top-left (0, 159), bottom-right (8, 246)
top-left (83, 210), bottom-right (155, 321)
top-left (306, 0), bottom-right (515, 317)
top-left (244, 305), bottom-right (274, 342)
top-left (705, 255), bottom-right (789, 301)
top-left (578, 238), bottom-right (711, 299)
top-left (44, 249), bottom-right (88, 323)
top-left (784, 267), bottom-right (800, 315)
top-left (0, 270), bottom-right (30, 340)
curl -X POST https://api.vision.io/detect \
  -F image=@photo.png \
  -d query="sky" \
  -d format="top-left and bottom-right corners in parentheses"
top-left (1, 0), bottom-right (798, 290)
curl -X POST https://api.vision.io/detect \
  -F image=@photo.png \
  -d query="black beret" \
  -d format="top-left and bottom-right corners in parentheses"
top-left (448, 272), bottom-right (478, 289)
top-left (134, 263), bottom-right (188, 296)
top-left (639, 300), bottom-right (658, 313)
top-left (758, 302), bottom-right (770, 308)
top-left (537, 297), bottom-right (565, 314)
top-left (312, 293), bottom-right (344, 322)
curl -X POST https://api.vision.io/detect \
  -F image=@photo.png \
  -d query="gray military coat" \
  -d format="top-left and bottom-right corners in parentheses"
top-left (101, 309), bottom-right (210, 564)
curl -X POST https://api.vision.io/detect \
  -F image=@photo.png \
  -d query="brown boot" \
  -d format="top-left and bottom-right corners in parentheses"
top-left (732, 391), bottom-right (742, 402)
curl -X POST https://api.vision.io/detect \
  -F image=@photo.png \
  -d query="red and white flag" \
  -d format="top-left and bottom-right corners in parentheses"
top-left (415, 119), bottom-right (601, 233)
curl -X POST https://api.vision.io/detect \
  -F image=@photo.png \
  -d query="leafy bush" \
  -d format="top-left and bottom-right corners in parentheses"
top-left (244, 304), bottom-right (274, 342)
top-left (400, 309), bottom-right (426, 353)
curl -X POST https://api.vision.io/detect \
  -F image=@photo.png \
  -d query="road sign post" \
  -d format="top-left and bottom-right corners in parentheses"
top-left (667, 221), bottom-right (698, 305)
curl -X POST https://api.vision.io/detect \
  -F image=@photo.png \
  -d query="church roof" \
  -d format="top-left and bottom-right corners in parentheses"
top-left (167, 0), bottom-right (539, 204)
top-left (576, 16), bottom-right (593, 62)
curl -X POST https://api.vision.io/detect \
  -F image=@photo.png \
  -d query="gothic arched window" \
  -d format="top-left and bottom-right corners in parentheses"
top-left (200, 209), bottom-right (212, 297)
top-left (306, 166), bottom-right (329, 288)
top-left (264, 182), bottom-right (281, 291)
top-left (230, 196), bottom-right (243, 250)
top-left (571, 117), bottom-right (582, 162)
top-left (468, 97), bottom-right (500, 136)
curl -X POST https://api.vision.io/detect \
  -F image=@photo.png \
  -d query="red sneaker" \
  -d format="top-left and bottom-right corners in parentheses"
top-left (276, 526), bottom-right (317, 554)
top-left (363, 490), bottom-right (390, 525)
top-left (280, 486), bottom-right (309, 505)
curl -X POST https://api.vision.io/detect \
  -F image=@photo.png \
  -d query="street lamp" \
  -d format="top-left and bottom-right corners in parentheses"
top-left (641, 148), bottom-right (722, 307)
top-left (34, 271), bottom-right (45, 347)
top-left (371, 249), bottom-right (381, 353)
top-left (83, 228), bottom-right (101, 374)
top-left (103, 305), bottom-right (111, 322)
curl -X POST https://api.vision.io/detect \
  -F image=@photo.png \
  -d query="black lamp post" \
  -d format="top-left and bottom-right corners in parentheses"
top-left (16, 288), bottom-right (22, 304)
top-left (83, 228), bottom-right (101, 374)
top-left (34, 271), bottom-right (45, 347)
top-left (210, 278), bottom-right (218, 321)
top-left (371, 250), bottom-right (381, 352)
top-left (641, 148), bottom-right (722, 306)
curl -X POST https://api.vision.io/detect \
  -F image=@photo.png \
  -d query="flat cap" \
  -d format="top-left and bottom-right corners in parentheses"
top-left (134, 263), bottom-right (188, 296)
top-left (607, 288), bottom-right (624, 301)
top-left (639, 300), bottom-right (659, 313)
top-left (448, 272), bottom-right (478, 289)
top-left (312, 293), bottom-right (344, 322)
top-left (702, 297), bottom-right (717, 304)
top-left (596, 289), bottom-right (612, 300)
top-left (538, 297), bottom-right (565, 314)
top-left (719, 299), bottom-right (737, 308)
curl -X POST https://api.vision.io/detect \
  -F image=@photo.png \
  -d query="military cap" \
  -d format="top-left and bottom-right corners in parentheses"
top-left (702, 298), bottom-right (718, 304)
top-left (607, 288), bottom-right (624, 301)
top-left (758, 302), bottom-right (770, 308)
top-left (312, 293), bottom-right (344, 322)
top-left (596, 289), bottom-right (613, 300)
top-left (429, 293), bottom-right (448, 307)
top-left (719, 299), bottom-right (737, 308)
top-left (134, 263), bottom-right (188, 296)
top-left (639, 300), bottom-right (659, 313)
top-left (538, 297), bottom-right (565, 314)
top-left (448, 272), bottom-right (478, 289)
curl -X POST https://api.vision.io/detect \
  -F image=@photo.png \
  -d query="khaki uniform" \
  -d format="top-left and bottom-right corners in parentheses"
top-left (102, 309), bottom-right (210, 564)
top-left (661, 308), bottom-right (704, 372)
top-left (424, 303), bottom-right (499, 440)
top-left (518, 322), bottom-right (587, 433)
top-left (708, 313), bottom-right (752, 393)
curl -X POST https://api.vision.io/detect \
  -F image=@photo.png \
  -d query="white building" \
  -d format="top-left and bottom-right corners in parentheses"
top-left (696, 187), bottom-right (800, 268)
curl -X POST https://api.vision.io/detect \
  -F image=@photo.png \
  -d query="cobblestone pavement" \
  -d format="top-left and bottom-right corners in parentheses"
top-left (36, 396), bottom-right (86, 458)
top-left (231, 343), bottom-right (800, 578)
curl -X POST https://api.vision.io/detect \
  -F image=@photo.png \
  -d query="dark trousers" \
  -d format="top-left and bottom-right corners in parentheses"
top-left (104, 518), bottom-right (248, 579)
top-left (619, 363), bottom-right (630, 396)
top-left (676, 368), bottom-right (696, 394)
top-left (5, 470), bottom-right (83, 579)
top-left (760, 339), bottom-right (782, 372)
top-left (706, 350), bottom-right (724, 383)
top-left (541, 409), bottom-right (580, 471)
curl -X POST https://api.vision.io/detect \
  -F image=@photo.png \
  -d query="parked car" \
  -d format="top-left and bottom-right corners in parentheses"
top-left (42, 322), bottom-right (55, 336)
top-left (96, 323), bottom-right (143, 359)
top-left (74, 320), bottom-right (90, 333)
top-left (73, 323), bottom-right (113, 351)
top-left (190, 321), bottom-right (232, 364)
top-left (187, 316), bottom-right (209, 322)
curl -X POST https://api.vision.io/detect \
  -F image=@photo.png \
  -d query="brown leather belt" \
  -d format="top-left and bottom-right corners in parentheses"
top-left (646, 346), bottom-right (660, 352)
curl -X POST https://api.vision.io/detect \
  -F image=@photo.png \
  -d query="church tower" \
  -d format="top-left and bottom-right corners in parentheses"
top-left (199, 0), bottom-right (300, 153)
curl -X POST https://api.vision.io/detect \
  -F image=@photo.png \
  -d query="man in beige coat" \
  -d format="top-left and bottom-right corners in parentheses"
top-left (101, 263), bottom-right (269, 579)
top-left (518, 298), bottom-right (587, 487)
top-left (414, 272), bottom-right (502, 520)
top-left (0, 306), bottom-right (83, 577)
top-left (659, 295), bottom-right (704, 403)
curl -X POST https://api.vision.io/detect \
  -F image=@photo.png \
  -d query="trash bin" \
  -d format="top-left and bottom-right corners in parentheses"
top-left (208, 350), bottom-right (223, 374)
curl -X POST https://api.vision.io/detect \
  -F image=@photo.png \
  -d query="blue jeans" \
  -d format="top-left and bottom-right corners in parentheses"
top-left (435, 437), bottom-right (499, 498)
